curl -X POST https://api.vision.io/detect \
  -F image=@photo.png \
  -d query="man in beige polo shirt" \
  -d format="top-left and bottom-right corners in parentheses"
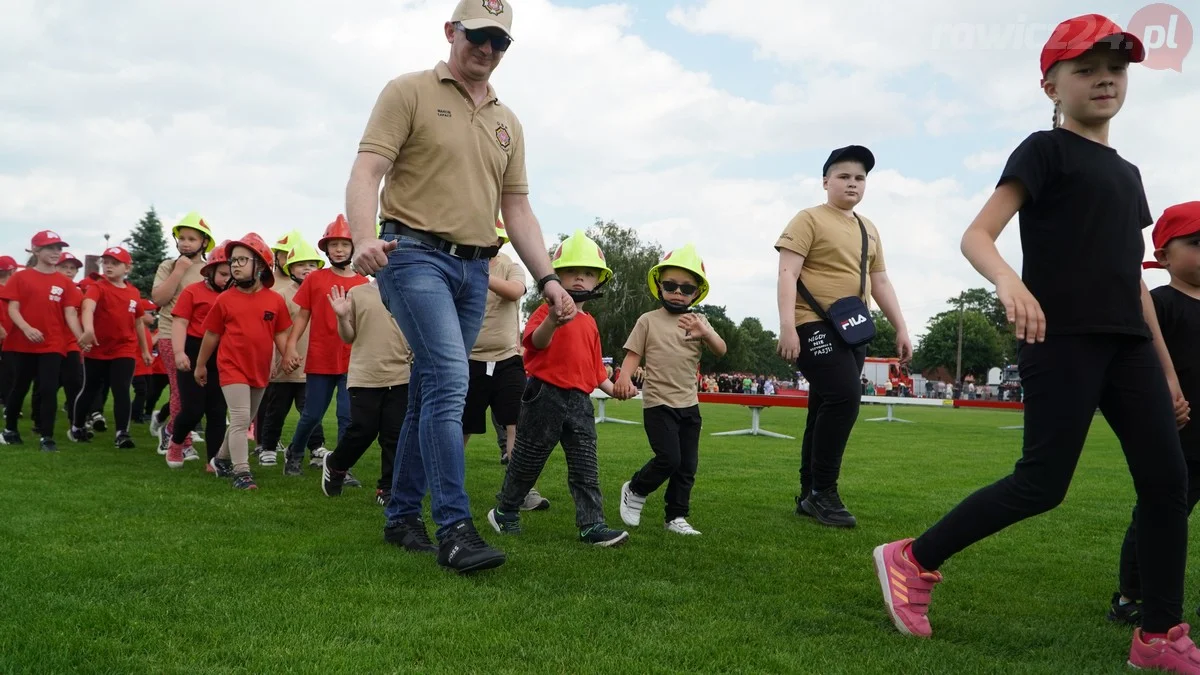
top-left (345, 0), bottom-right (573, 574)
top-left (775, 145), bottom-right (912, 529)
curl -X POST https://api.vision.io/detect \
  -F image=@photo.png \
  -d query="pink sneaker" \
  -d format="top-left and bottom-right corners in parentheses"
top-left (1130, 624), bottom-right (1200, 673)
top-left (165, 441), bottom-right (185, 469)
top-left (873, 538), bottom-right (943, 638)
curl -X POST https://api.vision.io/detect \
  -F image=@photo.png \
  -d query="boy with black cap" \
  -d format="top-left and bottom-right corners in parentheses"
top-left (775, 144), bottom-right (912, 528)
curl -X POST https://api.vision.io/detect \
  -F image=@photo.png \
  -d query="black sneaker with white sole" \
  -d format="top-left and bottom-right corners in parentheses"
top-left (383, 515), bottom-right (437, 553)
top-left (90, 413), bottom-right (107, 432)
top-left (68, 426), bottom-right (91, 443)
top-left (436, 519), bottom-right (506, 573)
top-left (209, 456), bottom-right (234, 478)
top-left (115, 432), bottom-right (135, 449)
top-left (40, 437), bottom-right (58, 453)
top-left (1107, 592), bottom-right (1143, 626)
top-left (799, 488), bottom-right (857, 528)
top-left (322, 461), bottom-right (346, 497)
top-left (579, 523), bottom-right (629, 547)
top-left (1, 429), bottom-right (22, 445)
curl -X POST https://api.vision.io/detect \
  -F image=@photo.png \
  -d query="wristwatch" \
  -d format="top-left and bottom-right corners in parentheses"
top-left (536, 273), bottom-right (561, 294)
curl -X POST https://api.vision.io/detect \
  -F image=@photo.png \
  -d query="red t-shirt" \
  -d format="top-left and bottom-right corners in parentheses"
top-left (292, 269), bottom-right (366, 375)
top-left (0, 296), bottom-right (11, 346)
top-left (173, 281), bottom-right (222, 340)
top-left (0, 268), bottom-right (83, 355)
top-left (84, 279), bottom-right (142, 360)
top-left (203, 288), bottom-right (292, 388)
top-left (522, 303), bottom-right (608, 394)
top-left (135, 327), bottom-right (155, 376)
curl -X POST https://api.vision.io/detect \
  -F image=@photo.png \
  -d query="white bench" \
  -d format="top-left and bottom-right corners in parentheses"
top-left (591, 389), bottom-right (640, 425)
top-left (860, 395), bottom-right (952, 423)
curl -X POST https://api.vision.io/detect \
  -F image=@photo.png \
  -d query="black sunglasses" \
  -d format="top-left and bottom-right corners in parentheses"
top-left (661, 280), bottom-right (698, 295)
top-left (458, 25), bottom-right (511, 52)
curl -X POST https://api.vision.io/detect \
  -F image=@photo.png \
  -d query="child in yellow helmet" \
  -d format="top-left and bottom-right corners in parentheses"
top-left (614, 244), bottom-right (726, 535)
top-left (487, 230), bottom-right (632, 547)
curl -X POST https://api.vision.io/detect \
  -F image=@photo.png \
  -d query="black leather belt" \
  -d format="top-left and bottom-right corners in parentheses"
top-left (379, 220), bottom-right (500, 260)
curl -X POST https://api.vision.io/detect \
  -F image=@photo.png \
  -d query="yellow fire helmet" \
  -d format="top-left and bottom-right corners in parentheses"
top-left (551, 229), bottom-right (612, 286)
top-left (173, 212), bottom-right (216, 253)
top-left (283, 239), bottom-right (327, 275)
top-left (496, 217), bottom-right (509, 245)
top-left (271, 229), bottom-right (304, 254)
top-left (648, 243), bottom-right (709, 306)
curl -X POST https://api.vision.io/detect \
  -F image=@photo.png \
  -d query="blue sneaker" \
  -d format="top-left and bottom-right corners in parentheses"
top-left (209, 456), bottom-right (234, 478)
top-left (579, 523), bottom-right (629, 547)
top-left (231, 472), bottom-right (257, 490)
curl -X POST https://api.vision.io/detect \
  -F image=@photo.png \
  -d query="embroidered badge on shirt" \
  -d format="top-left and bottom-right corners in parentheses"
top-left (495, 123), bottom-right (511, 150)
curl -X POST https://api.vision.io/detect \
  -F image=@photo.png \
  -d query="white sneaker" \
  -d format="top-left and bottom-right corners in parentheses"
top-left (665, 517), bottom-right (701, 536)
top-left (309, 447), bottom-right (330, 467)
top-left (149, 413), bottom-right (164, 438)
top-left (258, 447), bottom-right (278, 466)
top-left (190, 431), bottom-right (204, 443)
top-left (182, 446), bottom-right (200, 462)
top-left (620, 481), bottom-right (646, 527)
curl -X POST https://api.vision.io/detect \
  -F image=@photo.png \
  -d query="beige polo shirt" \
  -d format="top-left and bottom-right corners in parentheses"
top-left (775, 203), bottom-right (887, 327)
top-left (623, 308), bottom-right (708, 409)
top-left (346, 284), bottom-right (412, 389)
top-left (271, 281), bottom-right (308, 384)
top-left (471, 253), bottom-right (525, 362)
top-left (358, 61), bottom-right (528, 247)
top-left (152, 258), bottom-right (204, 337)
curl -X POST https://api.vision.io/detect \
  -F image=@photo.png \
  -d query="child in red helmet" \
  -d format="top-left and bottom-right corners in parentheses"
top-left (195, 234), bottom-right (292, 490)
top-left (0, 231), bottom-right (84, 452)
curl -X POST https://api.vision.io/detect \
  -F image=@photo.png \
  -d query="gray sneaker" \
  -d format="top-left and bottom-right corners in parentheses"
top-left (284, 456), bottom-right (304, 477)
top-left (520, 488), bottom-right (550, 512)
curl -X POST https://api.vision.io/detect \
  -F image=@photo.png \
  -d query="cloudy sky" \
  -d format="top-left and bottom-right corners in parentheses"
top-left (3, 0), bottom-right (1196, 337)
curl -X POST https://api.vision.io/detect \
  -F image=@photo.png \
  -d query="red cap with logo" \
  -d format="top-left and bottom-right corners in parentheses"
top-left (101, 246), bottom-right (133, 265)
top-left (30, 230), bottom-right (68, 248)
top-left (58, 251), bottom-right (82, 265)
top-left (1144, 201), bottom-right (1200, 269)
top-left (0, 255), bottom-right (17, 271)
top-left (1041, 14), bottom-right (1146, 80)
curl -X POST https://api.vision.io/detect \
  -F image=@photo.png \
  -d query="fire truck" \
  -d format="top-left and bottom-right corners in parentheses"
top-left (861, 357), bottom-right (914, 396)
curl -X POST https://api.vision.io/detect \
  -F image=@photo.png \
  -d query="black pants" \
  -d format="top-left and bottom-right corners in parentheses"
top-left (258, 381), bottom-right (324, 452)
top-left (75, 357), bottom-right (135, 434)
top-left (31, 352), bottom-right (84, 428)
top-left (910, 335), bottom-right (1187, 633)
top-left (496, 378), bottom-right (605, 528)
top-left (794, 322), bottom-right (867, 495)
top-left (629, 405), bottom-right (702, 520)
top-left (146, 375), bottom-right (169, 422)
top-left (0, 351), bottom-right (12, 404)
top-left (4, 351), bottom-right (63, 439)
top-left (1119, 455), bottom-right (1200, 602)
top-left (171, 335), bottom-right (227, 458)
top-left (328, 384), bottom-right (406, 491)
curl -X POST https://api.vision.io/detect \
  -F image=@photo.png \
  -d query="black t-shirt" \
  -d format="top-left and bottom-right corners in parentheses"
top-left (1152, 285), bottom-right (1200, 455)
top-left (999, 128), bottom-right (1153, 337)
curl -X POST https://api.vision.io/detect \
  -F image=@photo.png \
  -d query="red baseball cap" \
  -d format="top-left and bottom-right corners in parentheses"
top-left (101, 246), bottom-right (133, 265)
top-left (58, 251), bottom-right (82, 265)
top-left (1144, 202), bottom-right (1200, 269)
top-left (30, 230), bottom-right (68, 248)
top-left (1041, 14), bottom-right (1145, 79)
top-left (0, 255), bottom-right (17, 271)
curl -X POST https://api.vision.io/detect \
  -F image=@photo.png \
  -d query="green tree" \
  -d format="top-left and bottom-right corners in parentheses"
top-left (695, 304), bottom-right (745, 373)
top-left (123, 207), bottom-right (169, 298)
top-left (942, 288), bottom-right (1016, 363)
top-left (522, 218), bottom-right (662, 360)
top-left (866, 309), bottom-right (897, 358)
top-left (737, 316), bottom-right (794, 378)
top-left (912, 310), bottom-right (1006, 380)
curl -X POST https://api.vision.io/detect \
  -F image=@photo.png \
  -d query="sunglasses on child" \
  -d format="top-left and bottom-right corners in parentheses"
top-left (661, 281), bottom-right (699, 296)
top-left (457, 24), bottom-right (512, 52)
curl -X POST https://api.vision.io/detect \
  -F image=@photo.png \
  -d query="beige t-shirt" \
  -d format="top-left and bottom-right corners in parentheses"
top-left (471, 253), bottom-right (525, 362)
top-left (152, 257), bottom-right (204, 337)
top-left (271, 281), bottom-right (308, 384)
top-left (623, 308), bottom-right (708, 409)
top-left (358, 61), bottom-right (529, 247)
top-left (774, 203), bottom-right (887, 327)
top-left (346, 284), bottom-right (412, 389)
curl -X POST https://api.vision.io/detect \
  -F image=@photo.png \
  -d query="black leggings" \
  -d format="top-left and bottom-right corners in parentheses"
top-left (74, 358), bottom-right (135, 434)
top-left (30, 352), bottom-right (83, 428)
top-left (1119, 456), bottom-right (1200, 602)
top-left (0, 350), bottom-right (12, 403)
top-left (910, 334), bottom-right (1188, 633)
top-left (4, 351), bottom-right (62, 438)
top-left (328, 384), bottom-right (406, 490)
top-left (171, 335), bottom-right (226, 458)
top-left (794, 322), bottom-right (867, 495)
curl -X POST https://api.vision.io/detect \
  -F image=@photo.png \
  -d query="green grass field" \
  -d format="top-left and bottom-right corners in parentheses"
top-left (1, 397), bottom-right (1195, 673)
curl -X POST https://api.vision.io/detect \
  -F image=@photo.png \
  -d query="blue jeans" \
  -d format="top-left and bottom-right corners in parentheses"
top-left (286, 373), bottom-right (350, 459)
top-left (377, 235), bottom-right (489, 536)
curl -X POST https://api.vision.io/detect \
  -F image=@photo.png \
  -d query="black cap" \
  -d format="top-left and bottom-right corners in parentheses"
top-left (822, 145), bottom-right (875, 176)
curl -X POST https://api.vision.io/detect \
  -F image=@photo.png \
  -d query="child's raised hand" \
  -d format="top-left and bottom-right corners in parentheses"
top-left (677, 313), bottom-right (708, 340)
top-left (996, 275), bottom-right (1046, 343)
top-left (174, 255), bottom-right (194, 272)
top-left (328, 285), bottom-right (352, 318)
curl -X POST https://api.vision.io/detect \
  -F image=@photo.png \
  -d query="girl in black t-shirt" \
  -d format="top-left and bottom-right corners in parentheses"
top-left (1111, 201), bottom-right (1200, 627)
top-left (871, 15), bottom-right (1200, 670)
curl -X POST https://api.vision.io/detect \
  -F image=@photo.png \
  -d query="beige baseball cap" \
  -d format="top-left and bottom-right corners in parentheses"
top-left (451, 0), bottom-right (514, 39)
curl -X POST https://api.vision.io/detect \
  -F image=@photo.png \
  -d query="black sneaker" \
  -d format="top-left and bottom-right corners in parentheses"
top-left (579, 522), bottom-right (629, 547)
top-left (800, 489), bottom-right (857, 528)
top-left (90, 412), bottom-right (107, 432)
top-left (376, 490), bottom-right (390, 506)
top-left (1, 429), bottom-right (23, 445)
top-left (795, 495), bottom-right (814, 518)
top-left (115, 432), bottom-right (135, 449)
top-left (383, 515), bottom-right (437, 553)
top-left (68, 426), bottom-right (90, 443)
top-left (284, 456), bottom-right (304, 477)
top-left (1108, 592), bottom-right (1143, 626)
top-left (322, 460), bottom-right (346, 497)
top-left (40, 437), bottom-right (58, 453)
top-left (436, 519), bottom-right (506, 573)
top-left (487, 508), bottom-right (521, 535)
top-left (209, 456), bottom-right (234, 478)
